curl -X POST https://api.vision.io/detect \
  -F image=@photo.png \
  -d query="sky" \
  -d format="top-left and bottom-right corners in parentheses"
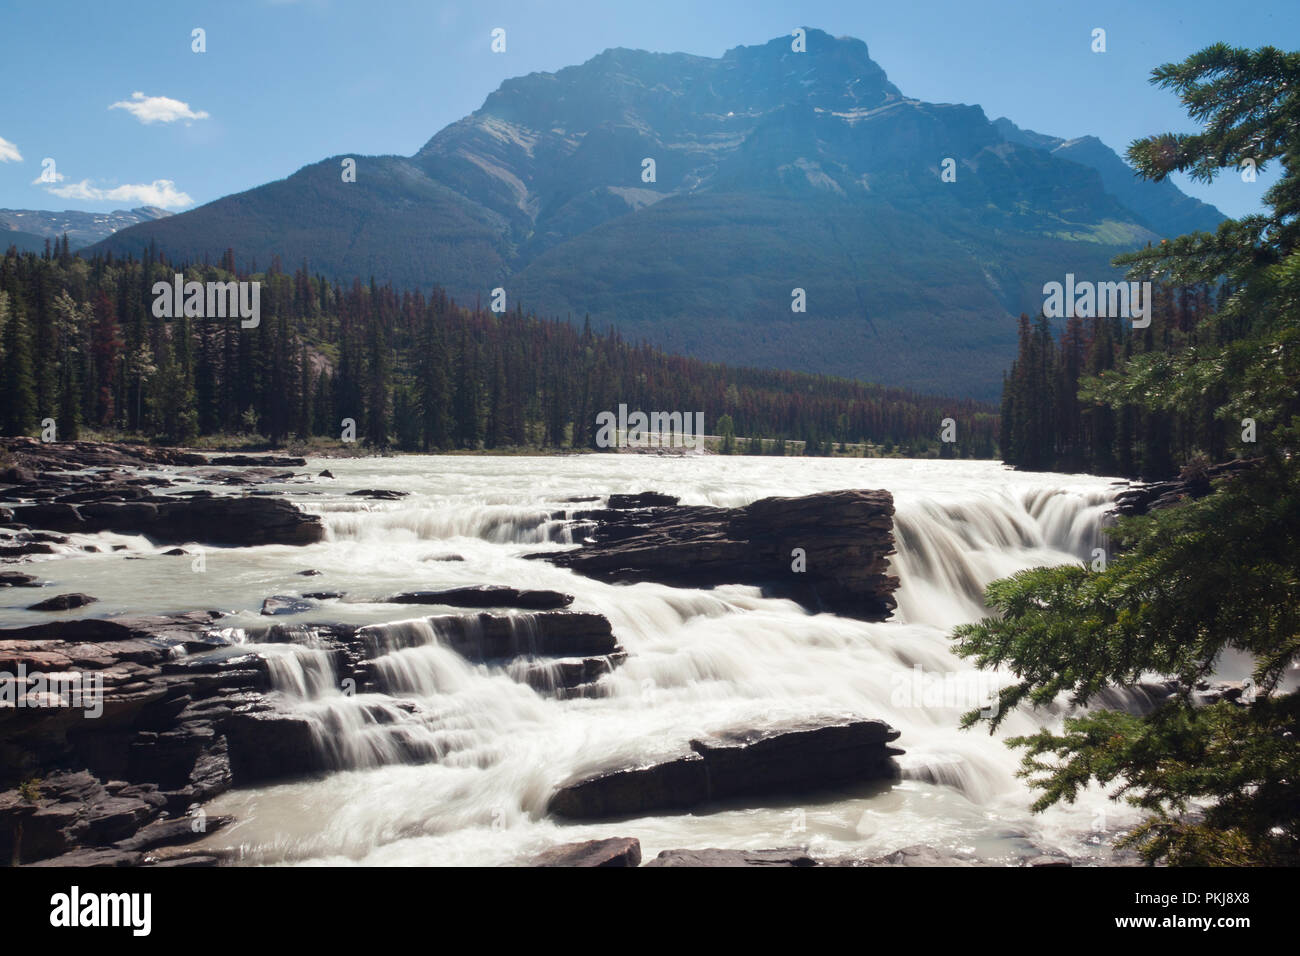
top-left (1, 0), bottom-right (1296, 219)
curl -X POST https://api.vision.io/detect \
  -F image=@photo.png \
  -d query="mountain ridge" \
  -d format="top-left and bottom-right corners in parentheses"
top-left (89, 28), bottom-right (1223, 399)
top-left (1, 206), bottom-right (172, 250)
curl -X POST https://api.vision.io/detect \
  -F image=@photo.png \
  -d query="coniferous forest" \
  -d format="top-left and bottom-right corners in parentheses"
top-left (998, 281), bottom-right (1230, 478)
top-left (0, 242), bottom-right (997, 456)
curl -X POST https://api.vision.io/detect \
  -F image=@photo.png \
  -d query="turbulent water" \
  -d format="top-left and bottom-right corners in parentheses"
top-left (10, 454), bottom-right (1164, 865)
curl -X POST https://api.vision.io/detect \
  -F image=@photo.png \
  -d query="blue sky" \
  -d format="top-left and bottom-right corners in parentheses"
top-left (1, 0), bottom-right (1295, 219)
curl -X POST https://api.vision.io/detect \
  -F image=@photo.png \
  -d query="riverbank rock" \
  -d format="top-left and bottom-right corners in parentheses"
top-left (547, 717), bottom-right (903, 819)
top-left (11, 495), bottom-right (324, 547)
top-left (0, 437), bottom-right (207, 472)
top-left (208, 455), bottom-right (306, 467)
top-left (1110, 457), bottom-right (1257, 518)
top-left (0, 611), bottom-right (259, 864)
top-left (539, 489), bottom-right (897, 620)
top-left (529, 837), bottom-right (642, 867)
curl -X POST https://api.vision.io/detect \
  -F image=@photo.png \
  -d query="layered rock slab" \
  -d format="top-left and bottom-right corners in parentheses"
top-left (539, 489), bottom-right (898, 620)
top-left (548, 717), bottom-right (903, 819)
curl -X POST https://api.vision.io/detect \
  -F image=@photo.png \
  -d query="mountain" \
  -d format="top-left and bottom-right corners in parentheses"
top-left (1, 228), bottom-right (52, 254)
top-left (89, 29), bottom-right (1223, 400)
top-left (0, 206), bottom-right (172, 250)
top-left (991, 118), bottom-right (1223, 238)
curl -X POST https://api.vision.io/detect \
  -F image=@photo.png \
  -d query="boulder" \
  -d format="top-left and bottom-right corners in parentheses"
top-left (861, 844), bottom-right (980, 867)
top-left (548, 717), bottom-right (903, 819)
top-left (26, 593), bottom-right (98, 612)
top-left (530, 837), bottom-right (642, 867)
top-left (260, 595), bottom-right (318, 616)
top-left (0, 571), bottom-right (40, 587)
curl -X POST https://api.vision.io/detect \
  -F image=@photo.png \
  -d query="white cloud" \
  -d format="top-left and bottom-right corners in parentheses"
top-left (43, 178), bottom-right (194, 209)
top-left (31, 169), bottom-right (65, 185)
top-left (0, 136), bottom-right (22, 163)
top-left (109, 92), bottom-right (210, 125)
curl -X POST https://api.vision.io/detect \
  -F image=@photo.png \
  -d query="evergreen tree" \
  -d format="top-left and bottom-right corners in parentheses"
top-left (0, 291), bottom-right (36, 435)
top-left (954, 44), bottom-right (1300, 865)
top-left (716, 414), bottom-right (735, 454)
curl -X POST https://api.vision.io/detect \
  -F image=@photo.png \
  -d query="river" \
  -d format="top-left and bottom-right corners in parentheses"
top-left (10, 453), bottom-right (1146, 865)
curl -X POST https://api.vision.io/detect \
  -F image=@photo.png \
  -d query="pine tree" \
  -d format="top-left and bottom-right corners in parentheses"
top-left (0, 291), bottom-right (36, 435)
top-left (954, 44), bottom-right (1300, 865)
top-left (716, 414), bottom-right (735, 454)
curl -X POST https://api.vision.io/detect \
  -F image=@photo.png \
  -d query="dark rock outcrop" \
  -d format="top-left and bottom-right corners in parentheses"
top-left (548, 717), bottom-right (903, 819)
top-left (386, 586), bottom-right (574, 610)
top-left (11, 495), bottom-right (324, 547)
top-left (607, 492), bottom-right (679, 509)
top-left (346, 611), bottom-right (621, 671)
top-left (0, 769), bottom-right (208, 865)
top-left (539, 489), bottom-right (897, 620)
top-left (1111, 458), bottom-right (1257, 518)
top-left (224, 712), bottom-right (324, 784)
top-left (0, 611), bottom-right (257, 863)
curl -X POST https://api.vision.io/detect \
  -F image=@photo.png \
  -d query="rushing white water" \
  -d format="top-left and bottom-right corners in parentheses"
top-left (7, 454), bottom-right (1163, 865)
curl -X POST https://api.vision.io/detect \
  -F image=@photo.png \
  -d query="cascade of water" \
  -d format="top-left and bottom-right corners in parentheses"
top-left (190, 457), bottom-right (1141, 866)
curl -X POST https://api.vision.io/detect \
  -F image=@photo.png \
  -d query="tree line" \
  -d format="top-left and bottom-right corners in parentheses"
top-left (998, 281), bottom-right (1229, 478)
top-left (0, 242), bottom-right (997, 455)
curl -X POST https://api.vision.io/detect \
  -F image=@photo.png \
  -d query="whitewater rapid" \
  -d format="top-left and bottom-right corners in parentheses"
top-left (9, 454), bottom-right (1151, 865)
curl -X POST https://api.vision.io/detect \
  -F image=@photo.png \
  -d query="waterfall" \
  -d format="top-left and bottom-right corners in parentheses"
top-left (890, 486), bottom-right (1114, 627)
top-left (191, 456), bottom-right (1138, 866)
